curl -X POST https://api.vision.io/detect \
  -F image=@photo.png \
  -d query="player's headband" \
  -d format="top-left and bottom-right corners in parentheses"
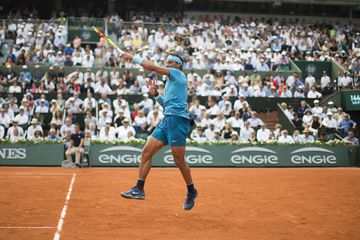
top-left (166, 55), bottom-right (183, 66)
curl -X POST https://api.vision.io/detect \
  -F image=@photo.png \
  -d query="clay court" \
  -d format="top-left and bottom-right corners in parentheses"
top-left (1, 167), bottom-right (360, 240)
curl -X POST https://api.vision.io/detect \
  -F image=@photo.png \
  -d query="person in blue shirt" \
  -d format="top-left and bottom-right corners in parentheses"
top-left (120, 52), bottom-right (198, 211)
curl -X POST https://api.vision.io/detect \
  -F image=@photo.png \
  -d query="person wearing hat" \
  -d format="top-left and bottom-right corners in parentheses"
top-left (230, 131), bottom-right (239, 142)
top-left (6, 119), bottom-right (24, 141)
top-left (322, 112), bottom-right (337, 130)
top-left (137, 93), bottom-right (154, 115)
top-left (278, 129), bottom-right (294, 144)
top-left (311, 99), bottom-right (323, 116)
top-left (298, 128), bottom-right (314, 143)
top-left (116, 118), bottom-right (135, 141)
top-left (35, 99), bottom-right (49, 113)
top-left (26, 118), bottom-right (43, 140)
top-left (13, 106), bottom-right (28, 126)
top-left (99, 119), bottom-right (117, 141)
top-left (120, 51), bottom-right (197, 210)
top-left (190, 124), bottom-right (206, 143)
top-left (212, 128), bottom-right (223, 142)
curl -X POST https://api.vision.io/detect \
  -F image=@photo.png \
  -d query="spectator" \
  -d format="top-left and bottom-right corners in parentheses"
top-left (133, 110), bottom-right (147, 133)
top-left (344, 130), bottom-right (359, 146)
top-left (99, 120), bottom-right (117, 141)
top-left (311, 99), bottom-right (323, 116)
top-left (322, 112), bottom-right (337, 130)
top-left (212, 129), bottom-right (223, 142)
top-left (60, 117), bottom-right (75, 138)
top-left (278, 130), bottom-right (294, 143)
top-left (226, 111), bottom-right (244, 129)
top-left (240, 121), bottom-right (254, 142)
top-left (26, 118), bottom-right (43, 140)
top-left (298, 129), bottom-right (314, 143)
top-left (65, 124), bottom-right (84, 168)
top-left (230, 131), bottom-right (239, 142)
top-left (138, 93), bottom-right (154, 115)
top-left (204, 123), bottom-right (216, 141)
top-left (221, 123), bottom-right (233, 141)
top-left (273, 123), bottom-right (283, 140)
top-left (147, 110), bottom-right (162, 134)
top-left (190, 125), bottom-right (207, 143)
top-left (0, 108), bottom-right (11, 128)
top-left (14, 106), bottom-right (29, 127)
top-left (338, 114), bottom-right (356, 137)
top-left (247, 111), bottom-right (264, 128)
top-left (307, 86), bottom-right (322, 98)
top-left (35, 99), bottom-right (49, 113)
top-left (7, 120), bottom-right (24, 141)
top-left (117, 118), bottom-right (136, 141)
top-left (0, 125), bottom-right (4, 139)
top-left (256, 123), bottom-right (271, 142)
top-left (47, 128), bottom-right (61, 141)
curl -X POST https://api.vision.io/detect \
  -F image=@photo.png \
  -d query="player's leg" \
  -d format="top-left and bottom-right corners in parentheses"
top-left (169, 116), bottom-right (198, 210)
top-left (65, 147), bottom-right (75, 162)
top-left (121, 122), bottom-right (168, 200)
top-left (75, 147), bottom-right (84, 165)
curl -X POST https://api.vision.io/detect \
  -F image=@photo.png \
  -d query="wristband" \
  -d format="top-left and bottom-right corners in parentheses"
top-left (133, 55), bottom-right (144, 65)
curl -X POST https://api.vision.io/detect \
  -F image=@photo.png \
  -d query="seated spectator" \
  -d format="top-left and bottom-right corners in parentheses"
top-left (204, 123), bottom-right (216, 141)
top-left (65, 124), bottom-right (84, 168)
top-left (273, 123), bottom-right (283, 140)
top-left (138, 93), bottom-right (154, 115)
top-left (240, 121), bottom-right (254, 142)
top-left (212, 112), bottom-right (226, 130)
top-left (98, 108), bottom-right (112, 129)
top-left (298, 129), bottom-right (314, 143)
top-left (14, 106), bottom-right (29, 127)
top-left (147, 110), bottom-right (162, 134)
top-left (99, 120), bottom-right (117, 141)
top-left (322, 112), bottom-right (337, 130)
top-left (248, 131), bottom-right (257, 143)
top-left (226, 111), bottom-right (244, 129)
top-left (302, 109), bottom-right (313, 126)
top-left (247, 111), bottom-right (264, 128)
top-left (83, 92), bottom-right (96, 112)
top-left (47, 128), bottom-right (61, 141)
top-left (296, 100), bottom-right (309, 119)
top-left (221, 123), bottom-right (233, 141)
top-left (338, 114), bottom-right (356, 137)
top-left (0, 108), bottom-right (11, 129)
top-left (60, 117), bottom-right (75, 138)
top-left (190, 125), bottom-right (207, 143)
top-left (311, 99), bottom-right (323, 116)
top-left (117, 118), bottom-right (136, 141)
top-left (230, 131), bottom-right (240, 143)
top-left (0, 125), bottom-right (4, 139)
top-left (309, 114), bottom-right (322, 135)
top-left (33, 130), bottom-right (43, 140)
top-left (278, 130), bottom-right (294, 143)
top-left (344, 130), bottom-right (359, 146)
top-left (36, 99), bottom-right (49, 113)
top-left (318, 132), bottom-right (327, 143)
top-left (293, 130), bottom-right (301, 142)
top-left (27, 119), bottom-right (43, 140)
top-left (7, 120), bottom-right (24, 141)
top-left (307, 86), bottom-right (322, 98)
top-left (200, 111), bottom-right (212, 128)
top-left (212, 129), bottom-right (223, 142)
top-left (133, 110), bottom-right (147, 133)
top-left (256, 123), bottom-right (271, 142)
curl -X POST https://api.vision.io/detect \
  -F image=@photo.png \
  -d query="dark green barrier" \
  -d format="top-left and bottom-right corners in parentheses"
top-left (89, 144), bottom-right (350, 167)
top-left (294, 61), bottom-right (332, 82)
top-left (68, 27), bottom-right (102, 43)
top-left (0, 144), bottom-right (64, 166)
top-left (342, 90), bottom-right (360, 111)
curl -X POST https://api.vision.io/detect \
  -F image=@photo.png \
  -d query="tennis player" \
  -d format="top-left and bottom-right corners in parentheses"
top-left (120, 52), bottom-right (198, 211)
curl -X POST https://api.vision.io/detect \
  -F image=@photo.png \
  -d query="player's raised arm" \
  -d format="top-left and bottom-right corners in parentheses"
top-left (121, 52), bottom-right (170, 76)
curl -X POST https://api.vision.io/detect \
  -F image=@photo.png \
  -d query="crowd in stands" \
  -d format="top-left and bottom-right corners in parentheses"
top-left (0, 16), bottom-right (358, 148)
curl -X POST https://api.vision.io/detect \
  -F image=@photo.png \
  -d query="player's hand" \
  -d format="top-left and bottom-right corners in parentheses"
top-left (121, 52), bottom-right (134, 61)
top-left (146, 79), bottom-right (159, 97)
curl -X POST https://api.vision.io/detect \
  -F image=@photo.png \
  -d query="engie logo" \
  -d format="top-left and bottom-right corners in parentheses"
top-left (163, 147), bottom-right (213, 165)
top-left (98, 146), bottom-right (142, 164)
top-left (0, 148), bottom-right (26, 159)
top-left (290, 147), bottom-right (336, 165)
top-left (231, 147), bottom-right (278, 165)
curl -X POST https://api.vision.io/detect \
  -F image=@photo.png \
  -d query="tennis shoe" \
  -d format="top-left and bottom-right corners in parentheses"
top-left (183, 189), bottom-right (198, 211)
top-left (120, 187), bottom-right (145, 200)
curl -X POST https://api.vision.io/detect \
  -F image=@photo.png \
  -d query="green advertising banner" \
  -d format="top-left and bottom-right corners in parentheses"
top-left (0, 144), bottom-right (64, 166)
top-left (342, 91), bottom-right (360, 111)
top-left (89, 144), bottom-right (350, 167)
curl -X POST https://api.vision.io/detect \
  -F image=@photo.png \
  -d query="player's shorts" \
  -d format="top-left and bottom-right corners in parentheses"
top-left (151, 115), bottom-right (190, 147)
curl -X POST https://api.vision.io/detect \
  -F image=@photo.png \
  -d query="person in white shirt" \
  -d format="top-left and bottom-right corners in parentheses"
top-left (307, 86), bottom-right (322, 98)
top-left (117, 119), bottom-right (136, 140)
top-left (305, 73), bottom-right (316, 88)
top-left (26, 118), bottom-right (43, 140)
top-left (98, 109), bottom-right (112, 129)
top-left (113, 94), bottom-right (128, 114)
top-left (60, 118), bottom-right (75, 138)
top-left (190, 125), bottom-right (207, 143)
top-left (95, 78), bottom-right (113, 95)
top-left (298, 129), bottom-right (314, 143)
top-left (110, 67), bottom-right (121, 87)
top-left (99, 120), bottom-right (117, 141)
top-left (234, 95), bottom-right (249, 112)
top-left (226, 112), bottom-right (244, 129)
top-left (338, 71), bottom-right (353, 88)
top-left (95, 67), bottom-right (109, 82)
top-left (9, 81), bottom-right (21, 93)
top-left (35, 99), bottom-right (49, 113)
top-left (211, 112), bottom-right (226, 130)
top-left (14, 107), bottom-right (28, 126)
top-left (320, 71), bottom-right (331, 89)
top-left (84, 69), bottom-right (95, 82)
top-left (0, 125), bottom-right (4, 139)
top-left (204, 123), bottom-right (216, 141)
top-left (0, 108), bottom-right (11, 128)
top-left (278, 130), bottom-right (294, 143)
top-left (256, 123), bottom-right (271, 142)
top-left (133, 110), bottom-right (147, 133)
top-left (240, 121), bottom-right (254, 142)
top-left (138, 94), bottom-right (154, 115)
top-left (83, 92), bottom-right (96, 112)
top-left (146, 110), bottom-right (162, 133)
top-left (322, 112), bottom-right (337, 129)
top-left (302, 109), bottom-right (313, 126)
top-left (189, 99), bottom-right (205, 121)
top-left (220, 101), bottom-right (232, 117)
top-left (311, 99), bottom-right (323, 116)
top-left (67, 69), bottom-right (84, 85)
top-left (7, 120), bottom-right (24, 141)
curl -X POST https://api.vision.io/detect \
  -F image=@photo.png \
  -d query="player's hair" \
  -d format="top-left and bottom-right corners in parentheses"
top-left (169, 53), bottom-right (184, 70)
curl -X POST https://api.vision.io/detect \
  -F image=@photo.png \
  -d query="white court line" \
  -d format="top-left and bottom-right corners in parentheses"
top-left (53, 173), bottom-right (76, 240)
top-left (0, 226), bottom-right (55, 229)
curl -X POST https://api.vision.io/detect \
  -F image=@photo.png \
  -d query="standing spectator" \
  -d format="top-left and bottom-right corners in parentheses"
top-left (65, 124), bottom-right (84, 168)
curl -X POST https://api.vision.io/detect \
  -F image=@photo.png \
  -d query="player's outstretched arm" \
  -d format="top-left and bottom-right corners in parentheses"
top-left (121, 52), bottom-right (169, 76)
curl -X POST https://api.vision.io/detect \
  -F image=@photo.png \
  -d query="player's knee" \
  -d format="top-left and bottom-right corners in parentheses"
top-left (141, 151), bottom-right (152, 161)
top-left (173, 156), bottom-right (186, 166)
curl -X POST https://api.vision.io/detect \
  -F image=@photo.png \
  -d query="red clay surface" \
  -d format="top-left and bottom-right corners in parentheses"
top-left (0, 167), bottom-right (360, 240)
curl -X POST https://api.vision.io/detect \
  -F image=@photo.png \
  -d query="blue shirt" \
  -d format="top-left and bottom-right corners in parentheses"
top-left (157, 68), bottom-right (189, 119)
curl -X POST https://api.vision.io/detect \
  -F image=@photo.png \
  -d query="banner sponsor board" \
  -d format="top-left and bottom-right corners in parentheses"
top-left (90, 144), bottom-right (350, 167)
top-left (0, 144), bottom-right (64, 166)
top-left (342, 91), bottom-right (360, 111)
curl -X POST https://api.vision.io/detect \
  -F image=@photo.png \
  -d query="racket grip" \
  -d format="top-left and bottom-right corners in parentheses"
top-left (116, 47), bottom-right (124, 56)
